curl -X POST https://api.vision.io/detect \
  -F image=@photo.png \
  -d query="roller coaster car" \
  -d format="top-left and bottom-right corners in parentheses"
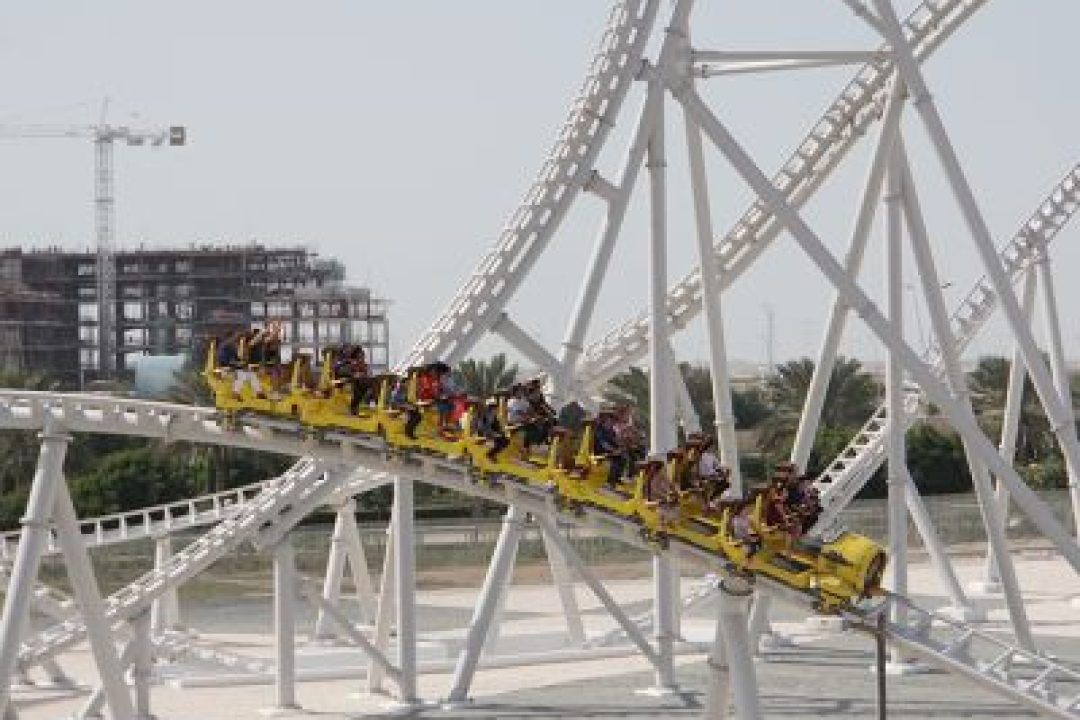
top-left (203, 348), bottom-right (887, 613)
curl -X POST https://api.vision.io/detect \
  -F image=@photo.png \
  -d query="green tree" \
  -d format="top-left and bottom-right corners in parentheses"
top-left (67, 447), bottom-right (204, 519)
top-left (967, 355), bottom-right (1054, 464)
top-left (759, 357), bottom-right (880, 454)
top-left (454, 353), bottom-right (519, 398)
top-left (0, 370), bottom-right (60, 494)
top-left (904, 424), bottom-right (971, 495)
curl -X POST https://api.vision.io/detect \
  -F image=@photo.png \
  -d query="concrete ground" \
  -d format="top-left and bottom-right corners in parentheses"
top-left (9, 547), bottom-right (1080, 719)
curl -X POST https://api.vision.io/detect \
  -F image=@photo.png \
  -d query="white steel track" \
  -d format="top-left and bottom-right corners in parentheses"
top-left (399, 0), bottom-right (661, 369)
top-left (0, 480), bottom-right (270, 561)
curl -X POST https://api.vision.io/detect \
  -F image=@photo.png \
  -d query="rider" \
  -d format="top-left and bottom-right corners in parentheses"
top-left (473, 397), bottom-right (509, 462)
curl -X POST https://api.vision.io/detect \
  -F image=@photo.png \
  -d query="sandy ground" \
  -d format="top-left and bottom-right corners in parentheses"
top-left (9, 547), bottom-right (1080, 719)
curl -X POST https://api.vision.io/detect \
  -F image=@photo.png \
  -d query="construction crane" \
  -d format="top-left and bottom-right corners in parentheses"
top-left (0, 119), bottom-right (186, 378)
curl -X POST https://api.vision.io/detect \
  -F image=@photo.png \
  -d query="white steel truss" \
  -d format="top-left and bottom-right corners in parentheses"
top-left (1, 1), bottom-right (1079, 718)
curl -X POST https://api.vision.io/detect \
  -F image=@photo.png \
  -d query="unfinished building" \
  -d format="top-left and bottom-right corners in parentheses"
top-left (0, 245), bottom-right (389, 387)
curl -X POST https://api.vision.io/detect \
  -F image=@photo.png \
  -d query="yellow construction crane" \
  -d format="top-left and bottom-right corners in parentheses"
top-left (0, 119), bottom-right (186, 376)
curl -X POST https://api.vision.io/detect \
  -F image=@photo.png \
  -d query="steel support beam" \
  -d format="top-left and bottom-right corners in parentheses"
top-left (271, 535), bottom-right (299, 711)
top-left (884, 147), bottom-right (909, 664)
top-left (790, 79), bottom-right (905, 472)
top-left (895, 143), bottom-right (1032, 647)
top-left (0, 423), bottom-right (71, 717)
top-left (680, 15), bottom-right (741, 490)
top-left (1032, 241), bottom-right (1080, 534)
top-left (393, 477), bottom-right (418, 705)
top-left (871, 0), bottom-right (1080, 529)
top-left (670, 80), bottom-right (1080, 575)
top-left (366, 515), bottom-right (396, 694)
top-left (534, 514), bottom-right (661, 669)
top-left (717, 579), bottom-right (761, 720)
top-left (979, 267), bottom-right (1037, 591)
top-left (447, 506), bottom-right (526, 703)
top-left (540, 523), bottom-right (586, 647)
top-left (150, 534), bottom-right (180, 634)
top-left (52, 482), bottom-right (135, 719)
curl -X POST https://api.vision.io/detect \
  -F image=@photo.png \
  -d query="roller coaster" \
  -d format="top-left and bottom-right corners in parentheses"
top-left (3, 0), bottom-right (1080, 718)
top-left (205, 347), bottom-right (888, 614)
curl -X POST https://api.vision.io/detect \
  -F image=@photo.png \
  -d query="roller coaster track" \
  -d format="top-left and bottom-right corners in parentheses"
top-left (3, 393), bottom-right (1078, 716)
top-left (0, 480), bottom-right (271, 562)
top-left (11, 455), bottom-right (389, 668)
top-left (399, 0), bottom-right (661, 368)
top-left (573, 0), bottom-right (986, 389)
top-left (809, 161), bottom-right (1080, 534)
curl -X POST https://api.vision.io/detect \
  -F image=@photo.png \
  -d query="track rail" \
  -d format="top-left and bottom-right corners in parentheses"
top-left (0, 480), bottom-right (271, 562)
top-left (399, 0), bottom-right (660, 368)
top-left (810, 161), bottom-right (1080, 534)
top-left (575, 0), bottom-right (986, 389)
top-left (865, 593), bottom-right (1080, 720)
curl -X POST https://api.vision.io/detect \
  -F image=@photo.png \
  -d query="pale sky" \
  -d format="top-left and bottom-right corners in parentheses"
top-left (1, 1), bottom-right (1078, 371)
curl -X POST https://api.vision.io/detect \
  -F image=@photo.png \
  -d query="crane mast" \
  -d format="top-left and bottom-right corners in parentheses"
top-left (94, 132), bottom-right (117, 374)
top-left (0, 121), bottom-right (185, 380)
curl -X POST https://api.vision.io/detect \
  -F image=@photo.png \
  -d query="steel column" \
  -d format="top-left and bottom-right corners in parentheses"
top-left (1032, 241), bottom-right (1080, 534)
top-left (717, 579), bottom-right (761, 720)
top-left (0, 423), bottom-right (71, 716)
top-left (130, 610), bottom-right (152, 720)
top-left (901, 470), bottom-right (970, 614)
top-left (447, 506), bottom-right (526, 703)
top-left (150, 534), bottom-right (179, 634)
top-left (884, 149), bottom-right (909, 665)
top-left (313, 505), bottom-right (350, 641)
top-left (366, 515), bottom-right (396, 694)
top-left (540, 523), bottom-right (586, 646)
top-left (338, 498), bottom-right (377, 624)
top-left (702, 603), bottom-right (731, 720)
top-left (980, 267), bottom-right (1038, 590)
top-left (646, 69), bottom-right (678, 692)
top-left (393, 477), bottom-right (418, 704)
top-left (679, 17), bottom-right (741, 492)
top-left (271, 535), bottom-right (299, 711)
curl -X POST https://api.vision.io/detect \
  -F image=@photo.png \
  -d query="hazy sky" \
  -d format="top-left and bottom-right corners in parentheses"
top-left (1, 1), bottom-right (1078, 371)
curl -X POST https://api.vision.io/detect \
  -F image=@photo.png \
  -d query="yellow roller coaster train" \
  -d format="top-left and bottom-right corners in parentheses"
top-left (203, 343), bottom-right (887, 614)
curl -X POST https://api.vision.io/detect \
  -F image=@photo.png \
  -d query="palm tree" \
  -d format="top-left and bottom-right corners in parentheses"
top-left (602, 366), bottom-right (650, 432)
top-left (759, 356), bottom-right (881, 454)
top-left (454, 353), bottom-right (520, 398)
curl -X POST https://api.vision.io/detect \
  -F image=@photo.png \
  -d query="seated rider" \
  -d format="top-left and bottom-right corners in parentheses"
top-left (392, 375), bottom-right (422, 440)
top-left (215, 331), bottom-right (240, 370)
top-left (505, 384), bottom-right (533, 457)
top-left (642, 454), bottom-right (680, 529)
top-left (334, 345), bottom-right (375, 415)
top-left (524, 378), bottom-right (556, 449)
top-left (431, 362), bottom-right (459, 431)
top-left (232, 328), bottom-right (265, 399)
top-left (473, 397), bottom-right (509, 462)
top-left (593, 409), bottom-right (624, 487)
top-left (729, 500), bottom-right (761, 558)
top-left (696, 436), bottom-right (729, 504)
top-left (612, 404), bottom-right (645, 483)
